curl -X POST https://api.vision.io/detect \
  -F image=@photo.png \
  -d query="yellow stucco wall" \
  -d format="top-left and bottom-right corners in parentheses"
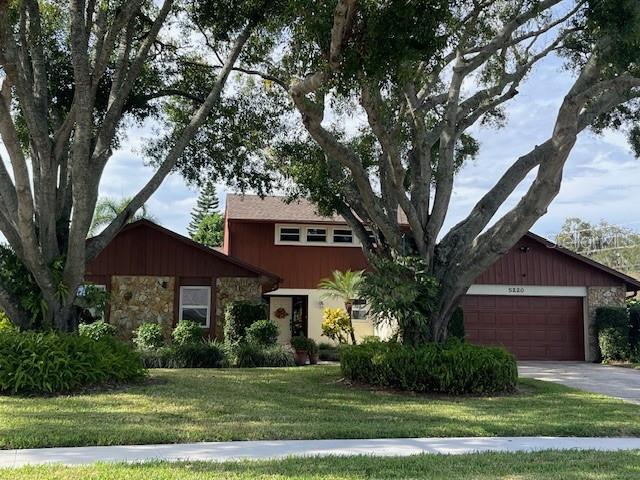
top-left (267, 289), bottom-right (374, 345)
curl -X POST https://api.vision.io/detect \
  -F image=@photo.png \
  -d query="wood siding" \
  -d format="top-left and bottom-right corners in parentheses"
top-left (227, 221), bottom-right (368, 289)
top-left (474, 237), bottom-right (625, 287)
top-left (86, 222), bottom-right (265, 336)
top-left (227, 221), bottom-right (626, 290)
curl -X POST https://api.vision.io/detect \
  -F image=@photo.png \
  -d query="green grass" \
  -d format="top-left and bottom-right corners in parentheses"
top-left (1, 366), bottom-right (640, 449)
top-left (3, 451), bottom-right (640, 479)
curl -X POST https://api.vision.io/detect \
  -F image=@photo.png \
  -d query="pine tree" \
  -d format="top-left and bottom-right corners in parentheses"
top-left (188, 181), bottom-right (220, 237)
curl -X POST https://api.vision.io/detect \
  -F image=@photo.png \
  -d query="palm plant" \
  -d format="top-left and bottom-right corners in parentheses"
top-left (89, 197), bottom-right (157, 236)
top-left (318, 270), bottom-right (364, 345)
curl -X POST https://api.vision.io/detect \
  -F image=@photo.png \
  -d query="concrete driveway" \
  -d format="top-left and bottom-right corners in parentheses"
top-left (519, 361), bottom-right (640, 404)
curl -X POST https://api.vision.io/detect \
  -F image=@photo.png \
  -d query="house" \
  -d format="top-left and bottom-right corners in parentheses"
top-left (85, 220), bottom-right (279, 340)
top-left (224, 194), bottom-right (640, 361)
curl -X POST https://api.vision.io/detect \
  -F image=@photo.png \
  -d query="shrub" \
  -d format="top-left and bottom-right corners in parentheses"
top-left (595, 307), bottom-right (630, 361)
top-left (246, 320), bottom-right (279, 346)
top-left (599, 328), bottom-right (629, 362)
top-left (360, 255), bottom-right (440, 345)
top-left (78, 320), bottom-right (116, 341)
top-left (305, 337), bottom-right (319, 355)
top-left (0, 331), bottom-right (146, 394)
top-left (0, 313), bottom-right (15, 333)
top-left (139, 341), bottom-right (228, 368)
top-left (448, 307), bottom-right (465, 340)
top-left (234, 343), bottom-right (295, 368)
top-left (224, 301), bottom-right (267, 345)
top-left (321, 307), bottom-right (352, 344)
top-left (174, 341), bottom-right (228, 368)
top-left (133, 322), bottom-right (165, 350)
top-left (172, 320), bottom-right (203, 346)
top-left (595, 306), bottom-right (629, 331)
top-left (318, 342), bottom-right (341, 361)
top-left (340, 340), bottom-right (517, 395)
top-left (290, 335), bottom-right (308, 351)
top-left (629, 304), bottom-right (640, 351)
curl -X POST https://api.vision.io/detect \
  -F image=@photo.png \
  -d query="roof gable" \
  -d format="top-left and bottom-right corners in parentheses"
top-left (116, 220), bottom-right (280, 280)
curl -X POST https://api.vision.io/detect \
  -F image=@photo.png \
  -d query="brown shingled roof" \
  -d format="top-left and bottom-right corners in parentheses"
top-left (225, 194), bottom-right (345, 223)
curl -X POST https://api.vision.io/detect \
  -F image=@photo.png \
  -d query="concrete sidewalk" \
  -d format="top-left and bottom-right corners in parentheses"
top-left (2, 437), bottom-right (640, 468)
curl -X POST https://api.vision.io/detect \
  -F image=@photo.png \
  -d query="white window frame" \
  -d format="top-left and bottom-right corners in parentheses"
top-left (274, 223), bottom-right (361, 247)
top-left (179, 286), bottom-right (211, 328)
top-left (278, 225), bottom-right (302, 243)
top-left (305, 226), bottom-right (328, 243)
top-left (332, 228), bottom-right (354, 244)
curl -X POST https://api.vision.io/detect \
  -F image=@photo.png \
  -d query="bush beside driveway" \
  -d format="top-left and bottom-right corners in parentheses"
top-left (2, 366), bottom-right (640, 449)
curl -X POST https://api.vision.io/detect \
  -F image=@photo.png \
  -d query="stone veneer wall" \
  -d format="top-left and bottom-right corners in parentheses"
top-left (110, 275), bottom-right (175, 341)
top-left (215, 277), bottom-right (262, 339)
top-left (585, 286), bottom-right (626, 361)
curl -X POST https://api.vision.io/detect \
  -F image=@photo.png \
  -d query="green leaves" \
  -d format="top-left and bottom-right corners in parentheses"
top-left (0, 331), bottom-right (146, 394)
top-left (360, 255), bottom-right (440, 345)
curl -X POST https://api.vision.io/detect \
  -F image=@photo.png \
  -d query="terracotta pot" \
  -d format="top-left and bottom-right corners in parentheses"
top-left (308, 352), bottom-right (319, 365)
top-left (293, 350), bottom-right (307, 366)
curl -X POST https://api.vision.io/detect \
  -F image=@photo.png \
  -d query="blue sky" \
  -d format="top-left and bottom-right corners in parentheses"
top-left (102, 55), bottom-right (640, 241)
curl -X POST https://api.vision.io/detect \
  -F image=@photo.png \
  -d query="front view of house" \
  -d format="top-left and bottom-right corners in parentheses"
top-left (223, 195), bottom-right (640, 362)
top-left (86, 194), bottom-right (640, 362)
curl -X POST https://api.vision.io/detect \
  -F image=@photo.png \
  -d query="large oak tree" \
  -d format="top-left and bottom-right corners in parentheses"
top-left (233, 0), bottom-right (640, 343)
top-left (0, 0), bottom-right (276, 330)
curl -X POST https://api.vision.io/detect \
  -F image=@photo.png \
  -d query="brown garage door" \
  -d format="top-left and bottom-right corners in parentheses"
top-left (461, 295), bottom-right (584, 361)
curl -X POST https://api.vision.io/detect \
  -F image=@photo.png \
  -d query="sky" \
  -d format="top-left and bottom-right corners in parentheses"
top-left (100, 54), bottom-right (640, 242)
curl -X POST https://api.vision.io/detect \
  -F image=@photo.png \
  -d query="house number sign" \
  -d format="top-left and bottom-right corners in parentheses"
top-left (507, 287), bottom-right (525, 294)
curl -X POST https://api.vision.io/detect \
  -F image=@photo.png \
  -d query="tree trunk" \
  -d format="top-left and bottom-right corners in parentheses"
top-left (345, 301), bottom-right (357, 345)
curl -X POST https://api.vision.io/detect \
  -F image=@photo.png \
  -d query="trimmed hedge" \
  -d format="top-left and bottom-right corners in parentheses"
top-left (0, 331), bottom-right (146, 394)
top-left (340, 340), bottom-right (517, 395)
top-left (245, 320), bottom-right (279, 346)
top-left (171, 320), bottom-right (203, 346)
top-left (78, 320), bottom-right (117, 341)
top-left (140, 341), bottom-right (228, 368)
top-left (234, 343), bottom-right (295, 368)
top-left (599, 328), bottom-right (629, 362)
top-left (133, 322), bottom-right (165, 350)
top-left (595, 307), bottom-right (630, 361)
top-left (629, 304), bottom-right (640, 351)
top-left (224, 301), bottom-right (267, 345)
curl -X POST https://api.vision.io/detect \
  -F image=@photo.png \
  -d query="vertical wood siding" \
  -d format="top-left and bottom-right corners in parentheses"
top-left (227, 221), bottom-right (368, 289)
top-left (473, 237), bottom-right (624, 287)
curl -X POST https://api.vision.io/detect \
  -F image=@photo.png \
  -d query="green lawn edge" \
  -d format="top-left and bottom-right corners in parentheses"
top-left (1, 365), bottom-right (639, 449)
top-left (3, 451), bottom-right (640, 480)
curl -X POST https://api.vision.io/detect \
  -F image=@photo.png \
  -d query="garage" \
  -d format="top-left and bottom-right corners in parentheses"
top-left (462, 295), bottom-right (584, 361)
top-left (459, 232), bottom-right (640, 361)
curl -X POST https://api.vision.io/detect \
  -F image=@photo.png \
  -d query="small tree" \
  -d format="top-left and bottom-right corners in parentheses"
top-left (192, 213), bottom-right (225, 248)
top-left (318, 270), bottom-right (363, 345)
top-left (188, 181), bottom-right (220, 237)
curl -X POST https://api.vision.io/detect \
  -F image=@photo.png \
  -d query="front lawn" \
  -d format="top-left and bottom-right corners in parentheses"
top-left (2, 366), bottom-right (640, 449)
top-left (3, 451), bottom-right (640, 479)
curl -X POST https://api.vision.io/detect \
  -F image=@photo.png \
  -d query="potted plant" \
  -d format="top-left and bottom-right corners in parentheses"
top-left (306, 337), bottom-right (319, 365)
top-left (290, 335), bottom-right (308, 366)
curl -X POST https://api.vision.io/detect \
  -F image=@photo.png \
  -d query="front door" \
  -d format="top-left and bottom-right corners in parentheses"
top-left (291, 296), bottom-right (308, 337)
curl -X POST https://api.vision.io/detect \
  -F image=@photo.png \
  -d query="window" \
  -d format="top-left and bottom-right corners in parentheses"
top-left (352, 299), bottom-right (368, 320)
top-left (333, 228), bottom-right (353, 244)
top-left (279, 226), bottom-right (300, 242)
top-left (179, 286), bottom-right (211, 327)
top-left (306, 227), bottom-right (327, 242)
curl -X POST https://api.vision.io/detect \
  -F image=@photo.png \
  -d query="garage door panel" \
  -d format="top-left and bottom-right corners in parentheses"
top-left (461, 295), bottom-right (584, 361)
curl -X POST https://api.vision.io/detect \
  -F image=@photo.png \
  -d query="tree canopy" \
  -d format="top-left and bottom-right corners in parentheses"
top-left (185, 0), bottom-right (640, 342)
top-left (0, 0), bottom-right (279, 329)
